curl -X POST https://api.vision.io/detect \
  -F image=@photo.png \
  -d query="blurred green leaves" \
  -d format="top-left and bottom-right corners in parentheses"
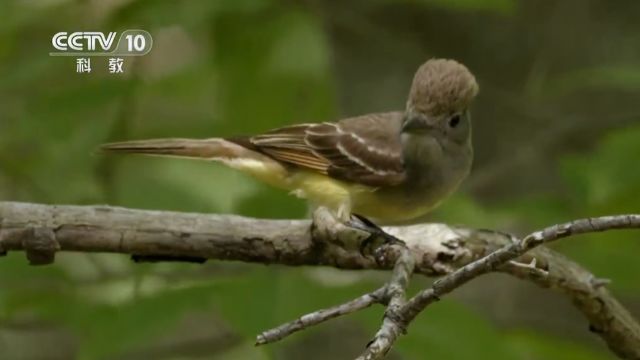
top-left (561, 125), bottom-right (640, 213)
top-left (0, 0), bottom-right (638, 359)
top-left (549, 65), bottom-right (640, 95)
top-left (392, 301), bottom-right (515, 360)
top-left (508, 331), bottom-right (612, 360)
top-left (383, 0), bottom-right (516, 14)
top-left (113, 158), bottom-right (260, 213)
top-left (111, 0), bottom-right (272, 30)
top-left (211, 7), bottom-right (336, 136)
top-left (421, 0), bottom-right (516, 14)
top-left (266, 12), bottom-right (331, 79)
top-left (552, 125), bottom-right (640, 291)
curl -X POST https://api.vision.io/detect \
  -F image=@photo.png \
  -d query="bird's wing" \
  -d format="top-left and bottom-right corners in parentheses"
top-left (234, 112), bottom-right (407, 187)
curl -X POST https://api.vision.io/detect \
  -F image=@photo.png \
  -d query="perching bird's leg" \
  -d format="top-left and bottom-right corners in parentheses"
top-left (349, 214), bottom-right (405, 256)
top-left (310, 207), bottom-right (403, 257)
top-left (311, 207), bottom-right (370, 252)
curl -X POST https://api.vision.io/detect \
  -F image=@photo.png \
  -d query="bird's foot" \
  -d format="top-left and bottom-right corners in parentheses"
top-left (348, 214), bottom-right (404, 256)
top-left (310, 207), bottom-right (403, 256)
top-left (311, 207), bottom-right (370, 251)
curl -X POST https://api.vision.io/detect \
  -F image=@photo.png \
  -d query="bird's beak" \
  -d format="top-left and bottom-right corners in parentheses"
top-left (401, 115), bottom-right (433, 134)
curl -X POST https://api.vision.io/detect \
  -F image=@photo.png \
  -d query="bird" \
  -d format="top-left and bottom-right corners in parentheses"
top-left (101, 58), bottom-right (478, 224)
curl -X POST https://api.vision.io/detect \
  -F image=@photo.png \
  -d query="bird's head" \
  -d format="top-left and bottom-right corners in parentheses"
top-left (402, 59), bottom-right (478, 146)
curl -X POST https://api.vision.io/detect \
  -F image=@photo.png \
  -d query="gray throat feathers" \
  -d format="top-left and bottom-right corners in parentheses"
top-left (401, 132), bottom-right (473, 193)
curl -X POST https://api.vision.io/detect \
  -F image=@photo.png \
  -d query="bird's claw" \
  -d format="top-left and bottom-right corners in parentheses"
top-left (310, 208), bottom-right (403, 256)
top-left (349, 214), bottom-right (404, 256)
top-left (311, 207), bottom-right (369, 250)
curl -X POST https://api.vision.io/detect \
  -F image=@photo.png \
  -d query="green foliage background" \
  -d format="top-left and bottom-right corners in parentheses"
top-left (1, 0), bottom-right (639, 359)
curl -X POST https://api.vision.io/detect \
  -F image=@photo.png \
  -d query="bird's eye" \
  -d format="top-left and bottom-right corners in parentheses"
top-left (448, 115), bottom-right (461, 128)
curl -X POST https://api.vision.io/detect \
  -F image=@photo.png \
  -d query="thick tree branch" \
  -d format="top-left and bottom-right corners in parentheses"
top-left (0, 202), bottom-right (481, 273)
top-left (1, 202), bottom-right (639, 359)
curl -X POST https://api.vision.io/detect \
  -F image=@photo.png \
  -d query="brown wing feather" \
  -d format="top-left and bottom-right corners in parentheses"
top-left (323, 112), bottom-right (406, 186)
top-left (249, 125), bottom-right (331, 173)
top-left (260, 148), bottom-right (329, 172)
top-left (227, 112), bottom-right (407, 187)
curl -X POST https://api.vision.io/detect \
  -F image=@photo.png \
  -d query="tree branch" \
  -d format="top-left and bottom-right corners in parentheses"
top-left (1, 202), bottom-right (639, 359)
top-left (359, 215), bottom-right (640, 359)
top-left (356, 243), bottom-right (415, 360)
top-left (0, 202), bottom-right (480, 274)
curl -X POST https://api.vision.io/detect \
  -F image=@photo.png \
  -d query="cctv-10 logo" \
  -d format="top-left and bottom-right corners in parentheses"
top-left (50, 30), bottom-right (152, 56)
top-left (53, 32), bottom-right (116, 52)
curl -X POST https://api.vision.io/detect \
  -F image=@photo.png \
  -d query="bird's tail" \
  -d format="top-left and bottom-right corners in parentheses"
top-left (100, 137), bottom-right (290, 187)
top-left (101, 138), bottom-right (245, 159)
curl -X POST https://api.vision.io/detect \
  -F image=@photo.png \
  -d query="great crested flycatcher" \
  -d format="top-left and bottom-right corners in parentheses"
top-left (102, 58), bottom-right (478, 223)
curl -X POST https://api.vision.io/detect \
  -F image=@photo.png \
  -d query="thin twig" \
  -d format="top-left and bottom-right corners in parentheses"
top-left (255, 286), bottom-right (387, 346)
top-left (257, 241), bottom-right (416, 348)
top-left (356, 244), bottom-right (415, 360)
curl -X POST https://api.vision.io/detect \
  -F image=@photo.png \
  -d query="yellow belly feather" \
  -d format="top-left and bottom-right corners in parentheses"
top-left (220, 157), bottom-right (434, 222)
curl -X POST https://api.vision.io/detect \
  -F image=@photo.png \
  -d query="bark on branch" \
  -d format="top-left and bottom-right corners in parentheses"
top-left (0, 202), bottom-right (639, 359)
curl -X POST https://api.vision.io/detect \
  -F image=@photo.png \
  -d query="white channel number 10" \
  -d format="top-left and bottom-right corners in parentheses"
top-left (125, 34), bottom-right (146, 52)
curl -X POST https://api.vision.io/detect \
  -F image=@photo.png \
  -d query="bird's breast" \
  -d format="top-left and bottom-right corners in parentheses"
top-left (351, 140), bottom-right (472, 222)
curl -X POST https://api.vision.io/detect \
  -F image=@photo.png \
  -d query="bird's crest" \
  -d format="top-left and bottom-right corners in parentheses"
top-left (407, 58), bottom-right (479, 116)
